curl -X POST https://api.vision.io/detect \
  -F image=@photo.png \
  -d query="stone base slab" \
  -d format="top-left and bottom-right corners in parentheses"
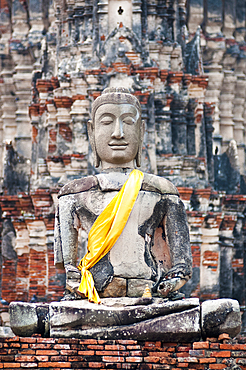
top-left (9, 297), bottom-right (241, 341)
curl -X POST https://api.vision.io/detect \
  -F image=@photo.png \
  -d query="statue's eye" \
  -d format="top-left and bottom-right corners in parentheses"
top-left (100, 117), bottom-right (113, 125)
top-left (123, 117), bottom-right (135, 125)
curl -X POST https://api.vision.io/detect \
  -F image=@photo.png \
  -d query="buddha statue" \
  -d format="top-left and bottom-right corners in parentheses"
top-left (54, 87), bottom-right (192, 303)
top-left (9, 88), bottom-right (241, 342)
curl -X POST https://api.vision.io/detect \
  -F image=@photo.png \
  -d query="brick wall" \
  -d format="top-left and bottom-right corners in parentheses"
top-left (0, 335), bottom-right (245, 369)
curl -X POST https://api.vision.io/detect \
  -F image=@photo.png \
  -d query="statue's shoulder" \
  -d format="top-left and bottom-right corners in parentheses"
top-left (142, 173), bottom-right (179, 196)
top-left (58, 176), bottom-right (99, 198)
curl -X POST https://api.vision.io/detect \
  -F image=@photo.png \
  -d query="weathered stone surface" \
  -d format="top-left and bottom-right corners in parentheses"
top-left (127, 279), bottom-right (154, 297)
top-left (49, 298), bottom-right (200, 340)
top-left (9, 302), bottom-right (38, 337)
top-left (201, 298), bottom-right (241, 338)
top-left (49, 298), bottom-right (201, 341)
top-left (9, 302), bottom-right (49, 337)
top-left (100, 277), bottom-right (127, 297)
top-left (0, 327), bottom-right (15, 338)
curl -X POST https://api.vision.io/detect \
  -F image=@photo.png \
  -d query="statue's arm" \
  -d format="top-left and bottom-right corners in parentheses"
top-left (54, 194), bottom-right (79, 268)
top-left (154, 194), bottom-right (192, 297)
top-left (162, 194), bottom-right (192, 278)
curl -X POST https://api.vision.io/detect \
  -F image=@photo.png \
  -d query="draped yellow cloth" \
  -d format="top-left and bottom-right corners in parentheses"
top-left (77, 169), bottom-right (144, 304)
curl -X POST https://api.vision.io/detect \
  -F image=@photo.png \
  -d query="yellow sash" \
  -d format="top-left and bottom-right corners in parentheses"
top-left (77, 169), bottom-right (144, 304)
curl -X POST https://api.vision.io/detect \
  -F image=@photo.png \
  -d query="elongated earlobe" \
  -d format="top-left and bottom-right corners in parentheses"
top-left (136, 119), bottom-right (145, 167)
top-left (87, 119), bottom-right (100, 167)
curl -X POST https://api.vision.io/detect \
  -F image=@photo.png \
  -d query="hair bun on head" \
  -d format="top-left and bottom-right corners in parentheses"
top-left (102, 87), bottom-right (132, 95)
top-left (91, 87), bottom-right (141, 121)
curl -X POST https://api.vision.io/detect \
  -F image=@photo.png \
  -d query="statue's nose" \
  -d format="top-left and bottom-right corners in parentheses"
top-left (111, 118), bottom-right (124, 138)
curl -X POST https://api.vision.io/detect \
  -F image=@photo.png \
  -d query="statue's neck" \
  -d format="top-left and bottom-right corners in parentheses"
top-left (100, 166), bottom-right (135, 174)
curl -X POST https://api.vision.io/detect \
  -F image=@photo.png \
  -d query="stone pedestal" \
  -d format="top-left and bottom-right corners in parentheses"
top-left (9, 297), bottom-right (241, 340)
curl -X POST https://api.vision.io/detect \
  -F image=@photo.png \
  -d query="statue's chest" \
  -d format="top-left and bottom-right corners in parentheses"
top-left (75, 189), bottom-right (161, 230)
top-left (75, 190), bottom-right (161, 279)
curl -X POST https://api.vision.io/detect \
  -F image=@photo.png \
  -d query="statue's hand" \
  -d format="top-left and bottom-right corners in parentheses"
top-left (65, 264), bottom-right (81, 293)
top-left (157, 270), bottom-right (188, 298)
top-left (157, 277), bottom-right (183, 297)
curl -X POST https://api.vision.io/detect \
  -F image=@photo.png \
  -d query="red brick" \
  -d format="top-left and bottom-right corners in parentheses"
top-left (166, 347), bottom-right (175, 352)
top-left (160, 358), bottom-right (176, 364)
top-left (210, 343), bottom-right (219, 349)
top-left (96, 350), bottom-right (129, 356)
top-left (36, 356), bottom-right (51, 362)
top-left (87, 345), bottom-right (104, 350)
top-left (102, 356), bottom-right (124, 362)
top-left (231, 350), bottom-right (246, 357)
top-left (225, 344), bottom-right (246, 350)
top-left (209, 365), bottom-right (226, 369)
top-left (88, 362), bottom-right (106, 368)
top-left (189, 350), bottom-right (205, 357)
top-left (30, 344), bottom-right (53, 349)
top-left (177, 363), bottom-right (189, 367)
top-left (69, 362), bottom-right (88, 369)
top-left (50, 356), bottom-right (68, 362)
top-left (177, 358), bottom-right (198, 363)
top-left (144, 356), bottom-right (160, 363)
top-left (105, 345), bottom-right (125, 350)
top-left (5, 337), bottom-right (19, 343)
top-left (79, 339), bottom-right (97, 345)
top-left (15, 355), bottom-right (33, 362)
top-left (53, 344), bottom-right (71, 350)
top-left (36, 338), bottom-right (56, 344)
top-left (37, 362), bottom-right (71, 368)
top-left (177, 346), bottom-right (192, 351)
top-left (148, 352), bottom-right (170, 357)
top-left (126, 345), bottom-right (141, 350)
top-left (126, 357), bottom-right (143, 362)
top-left (199, 358), bottom-right (216, 363)
top-left (70, 344), bottom-right (82, 350)
top-left (36, 350), bottom-right (59, 356)
top-left (3, 364), bottom-right (21, 368)
top-left (98, 340), bottom-right (106, 344)
top-left (117, 340), bottom-right (137, 345)
top-left (77, 350), bottom-right (94, 356)
top-left (130, 350), bottom-right (143, 356)
top-left (60, 350), bottom-right (77, 356)
top-left (211, 351), bottom-right (231, 358)
top-left (20, 350), bottom-right (36, 355)
top-left (218, 334), bottom-right (230, 341)
top-left (20, 338), bottom-right (37, 344)
top-left (144, 342), bottom-right (162, 349)
top-left (176, 352), bottom-right (190, 357)
top-left (6, 350), bottom-right (17, 356)
top-left (67, 356), bottom-right (83, 362)
top-left (0, 355), bottom-right (15, 362)
top-left (193, 342), bottom-right (209, 349)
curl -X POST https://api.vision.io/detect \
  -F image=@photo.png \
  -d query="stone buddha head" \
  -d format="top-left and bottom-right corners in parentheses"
top-left (88, 87), bottom-right (144, 170)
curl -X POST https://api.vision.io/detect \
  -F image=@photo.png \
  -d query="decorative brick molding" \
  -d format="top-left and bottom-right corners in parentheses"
top-left (0, 335), bottom-right (245, 369)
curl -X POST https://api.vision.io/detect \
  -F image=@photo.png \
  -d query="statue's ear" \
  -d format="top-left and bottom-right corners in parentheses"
top-left (87, 119), bottom-right (100, 167)
top-left (136, 119), bottom-right (145, 167)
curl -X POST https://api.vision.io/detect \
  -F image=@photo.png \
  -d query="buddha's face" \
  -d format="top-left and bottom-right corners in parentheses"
top-left (91, 103), bottom-right (143, 169)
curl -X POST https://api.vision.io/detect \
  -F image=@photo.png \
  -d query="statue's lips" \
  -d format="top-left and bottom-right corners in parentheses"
top-left (108, 142), bottom-right (128, 150)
